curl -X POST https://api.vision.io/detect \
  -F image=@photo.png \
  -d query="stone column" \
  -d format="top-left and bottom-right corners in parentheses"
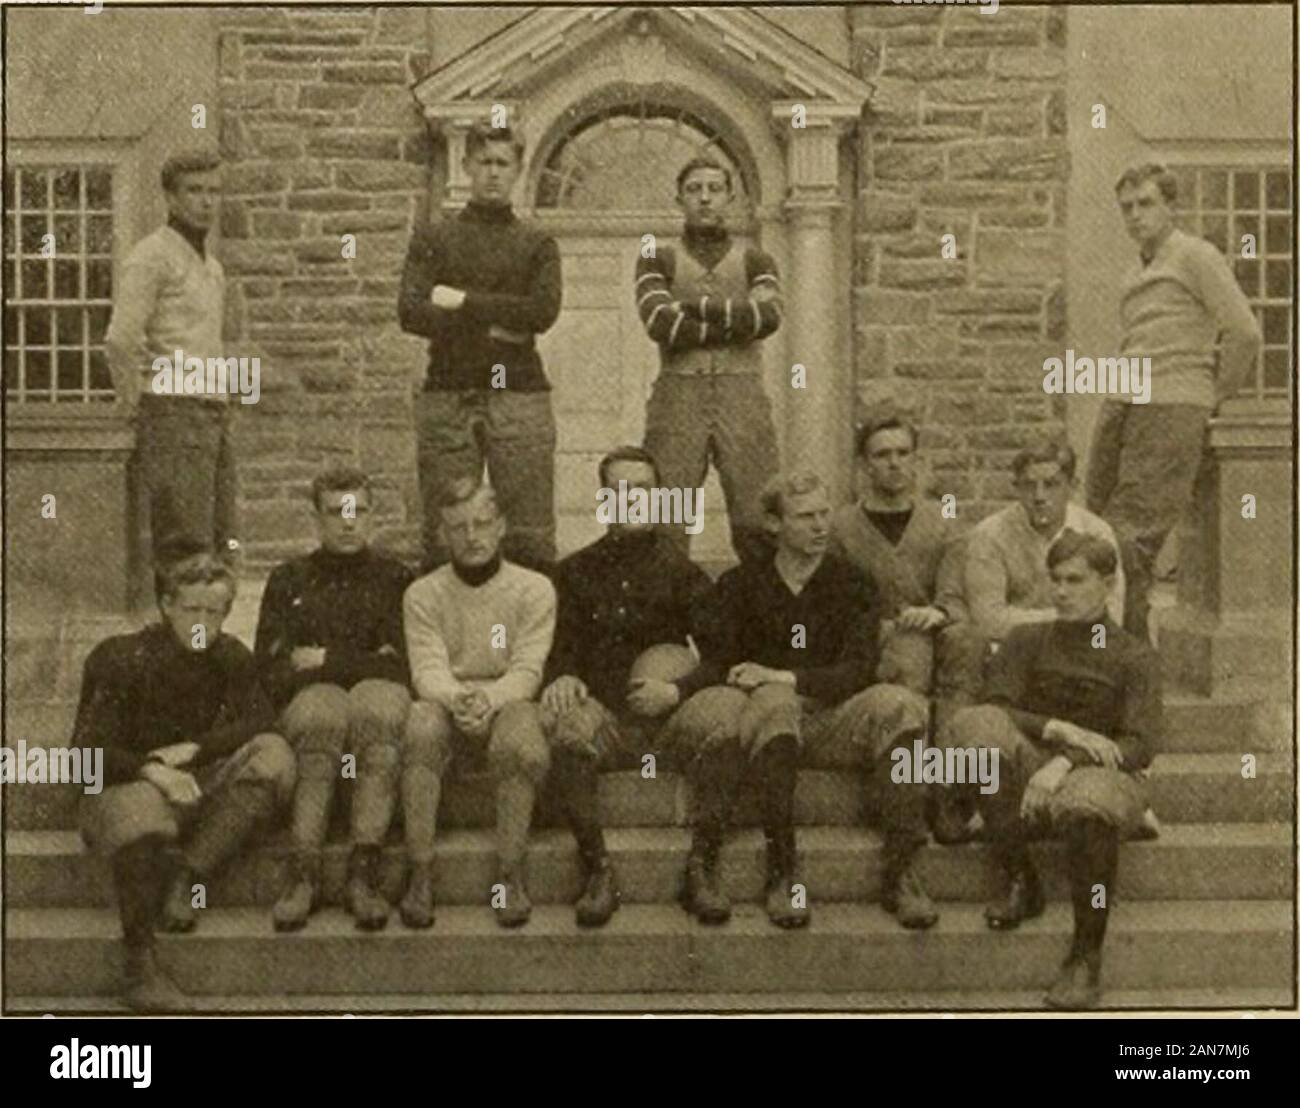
top-left (1160, 413), bottom-right (1292, 699)
top-left (773, 102), bottom-right (856, 502)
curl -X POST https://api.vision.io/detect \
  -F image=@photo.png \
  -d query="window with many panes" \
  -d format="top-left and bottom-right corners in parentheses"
top-left (1170, 165), bottom-right (1292, 400)
top-left (4, 164), bottom-right (115, 403)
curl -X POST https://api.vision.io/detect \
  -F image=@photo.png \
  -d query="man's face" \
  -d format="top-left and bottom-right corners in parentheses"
top-left (605, 458), bottom-right (658, 537)
top-left (161, 581), bottom-right (231, 652)
top-left (1117, 180), bottom-right (1174, 252)
top-left (1050, 555), bottom-right (1112, 622)
top-left (860, 427), bottom-right (917, 500)
top-left (1014, 460), bottom-right (1071, 536)
top-left (464, 140), bottom-right (521, 205)
top-left (442, 491), bottom-right (505, 567)
top-left (165, 169), bottom-right (221, 232)
top-left (316, 487), bottom-right (371, 555)
top-left (676, 167), bottom-right (732, 230)
top-left (772, 485), bottom-right (831, 560)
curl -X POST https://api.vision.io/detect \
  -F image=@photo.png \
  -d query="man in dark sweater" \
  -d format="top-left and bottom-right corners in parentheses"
top-left (670, 472), bottom-right (935, 930)
top-left (936, 529), bottom-right (1163, 1009)
top-left (254, 466), bottom-right (414, 932)
top-left (540, 446), bottom-right (713, 926)
top-left (398, 122), bottom-right (562, 572)
top-left (75, 540), bottom-right (293, 1011)
top-left (635, 156), bottom-right (782, 565)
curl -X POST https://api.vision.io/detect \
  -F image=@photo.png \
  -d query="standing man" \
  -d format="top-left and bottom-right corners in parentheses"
top-left (398, 123), bottom-right (562, 572)
top-left (938, 530), bottom-right (1162, 1009)
top-left (1087, 163), bottom-right (1261, 641)
top-left (540, 445), bottom-right (713, 926)
top-left (671, 472), bottom-right (936, 930)
top-left (73, 540), bottom-right (293, 1011)
top-left (254, 467), bottom-right (414, 933)
top-left (636, 156), bottom-right (782, 565)
top-left (105, 151), bottom-right (237, 572)
top-left (402, 478), bottom-right (557, 928)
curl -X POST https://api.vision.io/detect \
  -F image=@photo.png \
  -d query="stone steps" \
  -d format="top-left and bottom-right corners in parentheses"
top-left (6, 822), bottom-right (1292, 908)
top-left (8, 901), bottom-right (1291, 998)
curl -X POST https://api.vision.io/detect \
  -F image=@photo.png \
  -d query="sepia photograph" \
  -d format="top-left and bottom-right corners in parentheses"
top-left (1, 0), bottom-right (1294, 1027)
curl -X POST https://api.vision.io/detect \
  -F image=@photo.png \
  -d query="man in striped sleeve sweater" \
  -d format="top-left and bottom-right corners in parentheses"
top-left (635, 156), bottom-right (782, 565)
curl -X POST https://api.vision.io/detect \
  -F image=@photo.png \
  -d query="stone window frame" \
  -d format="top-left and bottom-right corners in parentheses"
top-left (4, 140), bottom-right (137, 410)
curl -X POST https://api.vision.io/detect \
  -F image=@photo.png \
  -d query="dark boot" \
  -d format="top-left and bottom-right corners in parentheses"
top-left (681, 834), bottom-right (730, 925)
top-left (985, 860), bottom-right (1045, 930)
top-left (880, 829), bottom-right (937, 930)
top-left (271, 852), bottom-right (320, 933)
top-left (345, 844), bottom-right (390, 931)
top-left (122, 946), bottom-right (193, 1013)
top-left (1046, 950), bottom-right (1102, 1009)
top-left (575, 853), bottom-right (621, 928)
top-left (399, 859), bottom-right (436, 930)
top-left (159, 864), bottom-right (199, 933)
top-left (494, 862), bottom-right (532, 928)
top-left (763, 830), bottom-right (809, 929)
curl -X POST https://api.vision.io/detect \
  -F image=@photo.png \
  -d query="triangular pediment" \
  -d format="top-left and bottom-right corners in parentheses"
top-left (412, 6), bottom-right (872, 114)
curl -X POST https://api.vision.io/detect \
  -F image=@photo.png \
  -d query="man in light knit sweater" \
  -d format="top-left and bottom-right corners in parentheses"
top-left (402, 477), bottom-right (557, 927)
top-left (398, 123), bottom-right (562, 572)
top-left (635, 156), bottom-right (782, 565)
top-left (105, 150), bottom-right (237, 574)
top-left (1086, 163), bottom-right (1262, 641)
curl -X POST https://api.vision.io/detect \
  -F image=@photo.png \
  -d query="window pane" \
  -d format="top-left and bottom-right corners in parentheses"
top-left (1234, 258), bottom-right (1260, 298)
top-left (1262, 305), bottom-right (1288, 344)
top-left (1234, 214), bottom-right (1260, 249)
top-left (88, 304), bottom-right (111, 340)
top-left (4, 350), bottom-right (18, 392)
top-left (4, 214), bottom-right (15, 258)
top-left (1201, 170), bottom-right (1228, 209)
top-left (1232, 171), bottom-right (1259, 208)
top-left (26, 348), bottom-right (51, 392)
top-left (54, 259), bottom-right (80, 300)
top-left (1265, 215), bottom-right (1291, 257)
top-left (56, 347), bottom-right (84, 392)
top-left (1202, 215), bottom-right (1228, 254)
top-left (89, 348), bottom-right (112, 391)
top-left (86, 167), bottom-right (112, 210)
top-left (56, 306), bottom-right (84, 343)
top-left (20, 169), bottom-right (48, 210)
top-left (1265, 260), bottom-right (1291, 299)
top-left (86, 259), bottom-right (112, 299)
top-left (52, 168), bottom-right (81, 210)
top-left (86, 214), bottom-right (113, 254)
top-left (2, 169), bottom-right (14, 211)
top-left (3, 305), bottom-right (19, 344)
top-left (21, 214), bottom-right (49, 255)
top-left (53, 213), bottom-right (81, 253)
top-left (25, 307), bottom-right (52, 345)
top-left (21, 260), bottom-right (49, 300)
top-left (1262, 347), bottom-right (1290, 390)
top-left (1265, 171), bottom-right (1291, 210)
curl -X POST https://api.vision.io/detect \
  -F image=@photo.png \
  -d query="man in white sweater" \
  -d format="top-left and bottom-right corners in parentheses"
top-left (402, 478), bottom-right (557, 928)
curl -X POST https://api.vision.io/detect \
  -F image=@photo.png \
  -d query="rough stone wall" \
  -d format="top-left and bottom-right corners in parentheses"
top-left (850, 4), bottom-right (1069, 516)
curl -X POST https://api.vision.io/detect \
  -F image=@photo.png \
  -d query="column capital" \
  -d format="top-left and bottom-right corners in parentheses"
top-left (771, 101), bottom-right (855, 208)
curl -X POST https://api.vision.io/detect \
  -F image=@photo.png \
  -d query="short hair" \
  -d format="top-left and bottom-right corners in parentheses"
top-left (154, 536), bottom-right (237, 607)
top-left (465, 122), bottom-right (525, 163)
top-left (1114, 163), bottom-right (1177, 205)
top-left (855, 415), bottom-right (918, 458)
top-left (1047, 528), bottom-right (1118, 577)
top-left (760, 471), bottom-right (825, 519)
top-left (598, 445), bottom-right (661, 490)
top-left (437, 475), bottom-right (499, 518)
top-left (161, 151), bottom-right (222, 194)
top-left (676, 156), bottom-right (733, 195)
top-left (310, 465), bottom-right (371, 513)
top-left (1011, 438), bottom-right (1077, 483)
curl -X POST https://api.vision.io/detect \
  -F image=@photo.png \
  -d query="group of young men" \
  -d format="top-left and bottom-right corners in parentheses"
top-left (82, 123), bottom-right (1259, 1013)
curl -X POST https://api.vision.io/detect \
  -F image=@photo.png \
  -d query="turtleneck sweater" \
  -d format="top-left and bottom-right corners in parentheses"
top-left (397, 199), bottom-right (562, 391)
top-left (404, 557), bottom-right (556, 713)
top-left (984, 615), bottom-right (1162, 773)
top-left (253, 545), bottom-right (414, 707)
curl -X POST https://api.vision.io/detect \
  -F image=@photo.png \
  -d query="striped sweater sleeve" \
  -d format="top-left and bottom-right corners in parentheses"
top-left (689, 246), bottom-right (783, 341)
top-left (636, 245), bottom-right (710, 350)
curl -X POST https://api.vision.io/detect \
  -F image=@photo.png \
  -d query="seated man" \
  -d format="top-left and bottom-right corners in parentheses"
top-left (540, 445), bottom-right (713, 926)
top-left (830, 414), bottom-right (983, 841)
top-left (74, 539), bottom-right (294, 1011)
top-left (254, 466), bottom-right (414, 932)
top-left (672, 472), bottom-right (935, 930)
top-left (403, 477), bottom-right (557, 928)
top-left (938, 530), bottom-right (1161, 1009)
